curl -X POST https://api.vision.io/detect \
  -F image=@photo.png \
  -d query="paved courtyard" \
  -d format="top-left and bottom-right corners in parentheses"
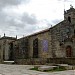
top-left (0, 64), bottom-right (74, 75)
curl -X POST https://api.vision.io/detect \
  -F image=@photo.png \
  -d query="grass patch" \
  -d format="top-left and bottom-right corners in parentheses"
top-left (52, 66), bottom-right (66, 71)
top-left (30, 67), bottom-right (38, 71)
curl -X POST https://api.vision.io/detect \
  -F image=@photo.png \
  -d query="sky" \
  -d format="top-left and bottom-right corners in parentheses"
top-left (0, 0), bottom-right (75, 38)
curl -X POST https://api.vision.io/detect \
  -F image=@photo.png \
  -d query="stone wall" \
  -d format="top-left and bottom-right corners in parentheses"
top-left (13, 29), bottom-right (53, 60)
top-left (50, 19), bottom-right (75, 58)
top-left (0, 37), bottom-right (16, 61)
top-left (13, 37), bottom-right (29, 59)
top-left (14, 58), bottom-right (47, 65)
top-left (28, 30), bottom-right (52, 58)
top-left (14, 58), bottom-right (75, 65)
top-left (14, 20), bottom-right (75, 60)
top-left (13, 7), bottom-right (75, 65)
top-left (47, 58), bottom-right (75, 65)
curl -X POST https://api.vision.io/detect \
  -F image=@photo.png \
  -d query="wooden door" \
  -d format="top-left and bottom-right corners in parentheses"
top-left (66, 46), bottom-right (72, 57)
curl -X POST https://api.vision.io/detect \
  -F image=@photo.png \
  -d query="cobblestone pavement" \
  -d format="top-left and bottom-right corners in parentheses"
top-left (0, 64), bottom-right (74, 75)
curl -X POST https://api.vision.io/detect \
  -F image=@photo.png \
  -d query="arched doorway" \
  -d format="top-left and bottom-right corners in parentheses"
top-left (66, 46), bottom-right (72, 57)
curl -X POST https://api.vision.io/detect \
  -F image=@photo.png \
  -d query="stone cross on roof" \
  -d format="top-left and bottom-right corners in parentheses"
top-left (70, 5), bottom-right (73, 8)
top-left (4, 33), bottom-right (5, 37)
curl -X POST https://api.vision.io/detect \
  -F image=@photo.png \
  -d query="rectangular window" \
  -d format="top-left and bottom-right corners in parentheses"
top-left (42, 40), bottom-right (48, 51)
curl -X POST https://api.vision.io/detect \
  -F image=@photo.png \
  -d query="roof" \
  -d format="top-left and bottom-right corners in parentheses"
top-left (18, 20), bottom-right (65, 40)
top-left (0, 36), bottom-right (17, 40)
top-left (27, 28), bottom-right (50, 37)
top-left (18, 28), bottom-right (50, 40)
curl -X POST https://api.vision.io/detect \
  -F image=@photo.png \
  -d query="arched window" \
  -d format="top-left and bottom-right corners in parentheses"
top-left (68, 16), bottom-right (71, 23)
top-left (33, 38), bottom-right (38, 58)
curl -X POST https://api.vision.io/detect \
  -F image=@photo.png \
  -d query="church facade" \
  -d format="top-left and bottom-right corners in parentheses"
top-left (0, 7), bottom-right (75, 64)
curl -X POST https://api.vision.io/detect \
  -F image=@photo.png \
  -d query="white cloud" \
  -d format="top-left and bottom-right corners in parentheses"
top-left (0, 0), bottom-right (30, 7)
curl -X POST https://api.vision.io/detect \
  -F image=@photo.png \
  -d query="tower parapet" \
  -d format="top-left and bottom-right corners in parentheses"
top-left (64, 5), bottom-right (75, 24)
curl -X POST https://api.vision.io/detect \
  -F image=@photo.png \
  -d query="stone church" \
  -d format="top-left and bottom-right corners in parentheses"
top-left (0, 6), bottom-right (75, 64)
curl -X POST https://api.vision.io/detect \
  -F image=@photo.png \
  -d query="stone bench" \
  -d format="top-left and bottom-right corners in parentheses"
top-left (38, 66), bottom-right (57, 71)
top-left (56, 64), bottom-right (69, 69)
top-left (56, 64), bottom-right (75, 70)
top-left (3, 61), bottom-right (15, 64)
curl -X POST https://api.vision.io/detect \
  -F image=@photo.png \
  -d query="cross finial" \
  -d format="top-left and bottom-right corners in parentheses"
top-left (16, 35), bottom-right (17, 39)
top-left (4, 33), bottom-right (5, 37)
top-left (70, 5), bottom-right (73, 8)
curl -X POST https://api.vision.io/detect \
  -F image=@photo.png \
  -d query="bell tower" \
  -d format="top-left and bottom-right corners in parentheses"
top-left (64, 5), bottom-right (75, 23)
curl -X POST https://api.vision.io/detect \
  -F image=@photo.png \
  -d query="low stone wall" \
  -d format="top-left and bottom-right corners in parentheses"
top-left (14, 58), bottom-right (47, 65)
top-left (47, 58), bottom-right (75, 65)
top-left (14, 58), bottom-right (75, 65)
